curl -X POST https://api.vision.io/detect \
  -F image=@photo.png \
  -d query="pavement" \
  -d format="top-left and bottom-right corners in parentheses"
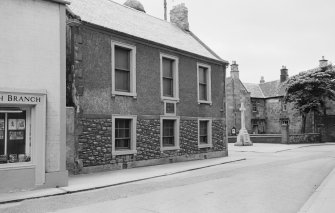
top-left (0, 142), bottom-right (334, 213)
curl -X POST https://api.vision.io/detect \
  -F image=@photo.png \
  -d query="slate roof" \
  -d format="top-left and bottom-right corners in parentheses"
top-left (243, 83), bottom-right (265, 98)
top-left (68, 0), bottom-right (225, 62)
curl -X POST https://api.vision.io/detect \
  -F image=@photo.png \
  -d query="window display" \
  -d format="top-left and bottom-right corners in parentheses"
top-left (0, 110), bottom-right (31, 164)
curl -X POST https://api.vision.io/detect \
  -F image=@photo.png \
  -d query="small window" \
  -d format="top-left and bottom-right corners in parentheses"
top-left (160, 54), bottom-right (179, 101)
top-left (198, 118), bottom-right (212, 148)
top-left (282, 104), bottom-right (287, 111)
top-left (197, 63), bottom-right (212, 104)
top-left (160, 116), bottom-right (180, 151)
top-left (112, 41), bottom-right (136, 97)
top-left (112, 115), bottom-right (137, 155)
top-left (164, 101), bottom-right (176, 115)
top-left (252, 101), bottom-right (257, 112)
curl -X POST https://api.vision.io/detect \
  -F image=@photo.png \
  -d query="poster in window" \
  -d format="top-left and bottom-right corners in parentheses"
top-left (8, 119), bottom-right (17, 130)
top-left (17, 119), bottom-right (25, 130)
top-left (0, 131), bottom-right (3, 140)
top-left (9, 131), bottom-right (17, 140)
top-left (16, 131), bottom-right (24, 140)
top-left (0, 120), bottom-right (4, 130)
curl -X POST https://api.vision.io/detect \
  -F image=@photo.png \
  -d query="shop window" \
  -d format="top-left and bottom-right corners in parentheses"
top-left (112, 115), bottom-right (137, 155)
top-left (160, 54), bottom-right (179, 101)
top-left (197, 63), bottom-right (212, 104)
top-left (198, 118), bottom-right (212, 148)
top-left (160, 116), bottom-right (180, 151)
top-left (0, 109), bottom-right (31, 164)
top-left (112, 41), bottom-right (137, 97)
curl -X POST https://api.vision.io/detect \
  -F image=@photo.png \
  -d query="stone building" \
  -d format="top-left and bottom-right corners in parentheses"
top-left (0, 0), bottom-right (68, 192)
top-left (66, 0), bottom-right (228, 173)
top-left (226, 62), bottom-right (309, 136)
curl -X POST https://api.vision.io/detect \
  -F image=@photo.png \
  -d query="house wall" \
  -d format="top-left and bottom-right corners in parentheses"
top-left (68, 24), bottom-right (227, 172)
top-left (0, 0), bottom-right (67, 191)
top-left (226, 78), bottom-right (251, 135)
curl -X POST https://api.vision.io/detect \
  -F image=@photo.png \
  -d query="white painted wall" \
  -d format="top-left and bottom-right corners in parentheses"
top-left (0, 0), bottom-right (66, 179)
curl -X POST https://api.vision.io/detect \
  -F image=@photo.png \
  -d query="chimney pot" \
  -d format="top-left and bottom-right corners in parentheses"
top-left (260, 76), bottom-right (265, 84)
top-left (280, 66), bottom-right (289, 83)
top-left (170, 3), bottom-right (189, 31)
top-left (230, 61), bottom-right (239, 79)
top-left (319, 56), bottom-right (328, 67)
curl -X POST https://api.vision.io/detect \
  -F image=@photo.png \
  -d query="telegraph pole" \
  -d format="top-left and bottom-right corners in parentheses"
top-left (164, 0), bottom-right (167, 20)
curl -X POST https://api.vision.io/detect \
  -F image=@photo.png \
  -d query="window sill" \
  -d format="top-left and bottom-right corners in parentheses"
top-left (112, 150), bottom-right (137, 156)
top-left (0, 162), bottom-right (35, 171)
top-left (112, 91), bottom-right (137, 98)
top-left (161, 146), bottom-right (180, 151)
top-left (161, 97), bottom-right (179, 102)
top-left (198, 100), bottom-right (212, 105)
top-left (198, 144), bottom-right (213, 148)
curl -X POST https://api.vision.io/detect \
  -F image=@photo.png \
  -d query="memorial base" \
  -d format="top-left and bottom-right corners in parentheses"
top-left (234, 129), bottom-right (253, 146)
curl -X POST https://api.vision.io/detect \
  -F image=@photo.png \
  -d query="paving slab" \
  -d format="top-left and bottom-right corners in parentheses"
top-left (0, 156), bottom-right (245, 204)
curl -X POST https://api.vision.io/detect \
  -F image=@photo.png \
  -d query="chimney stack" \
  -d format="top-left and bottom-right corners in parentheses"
top-left (280, 65), bottom-right (289, 83)
top-left (170, 3), bottom-right (189, 31)
top-left (230, 61), bottom-right (239, 79)
top-left (260, 76), bottom-right (265, 84)
top-left (319, 56), bottom-right (328, 67)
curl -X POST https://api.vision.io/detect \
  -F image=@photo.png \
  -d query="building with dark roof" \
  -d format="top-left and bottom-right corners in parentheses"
top-left (65, 0), bottom-right (228, 173)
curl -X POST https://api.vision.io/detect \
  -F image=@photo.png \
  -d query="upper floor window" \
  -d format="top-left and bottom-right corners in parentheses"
top-left (252, 101), bottom-right (257, 112)
top-left (160, 54), bottom-right (179, 101)
top-left (282, 103), bottom-right (287, 111)
top-left (112, 41), bottom-right (137, 97)
top-left (197, 63), bottom-right (212, 104)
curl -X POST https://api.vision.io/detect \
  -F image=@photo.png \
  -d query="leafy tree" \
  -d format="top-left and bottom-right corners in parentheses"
top-left (284, 64), bottom-right (335, 133)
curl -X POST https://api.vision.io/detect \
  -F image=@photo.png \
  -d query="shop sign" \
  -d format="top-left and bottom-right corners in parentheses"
top-left (0, 94), bottom-right (41, 104)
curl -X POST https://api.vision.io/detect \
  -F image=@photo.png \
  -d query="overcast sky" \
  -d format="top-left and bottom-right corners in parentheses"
top-left (115, 0), bottom-right (335, 83)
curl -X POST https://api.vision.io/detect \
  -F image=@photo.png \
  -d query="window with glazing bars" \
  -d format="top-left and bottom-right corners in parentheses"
top-left (198, 66), bottom-right (207, 100)
top-left (199, 120), bottom-right (208, 144)
top-left (115, 119), bottom-right (131, 150)
top-left (163, 120), bottom-right (175, 146)
top-left (162, 58), bottom-right (174, 97)
top-left (115, 46), bottom-right (131, 92)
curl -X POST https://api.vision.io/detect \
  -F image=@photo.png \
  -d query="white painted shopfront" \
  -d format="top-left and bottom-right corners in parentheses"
top-left (0, 0), bottom-right (68, 192)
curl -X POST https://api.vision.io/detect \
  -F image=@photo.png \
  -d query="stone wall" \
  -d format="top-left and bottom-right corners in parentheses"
top-left (289, 133), bottom-right (321, 144)
top-left (72, 117), bottom-right (226, 172)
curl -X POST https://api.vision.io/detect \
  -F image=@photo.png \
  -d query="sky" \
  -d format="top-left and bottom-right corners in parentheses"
top-left (114, 0), bottom-right (335, 83)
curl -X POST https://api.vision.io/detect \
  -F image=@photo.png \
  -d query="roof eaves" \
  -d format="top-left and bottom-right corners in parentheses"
top-left (81, 20), bottom-right (226, 66)
top-left (43, 0), bottom-right (70, 5)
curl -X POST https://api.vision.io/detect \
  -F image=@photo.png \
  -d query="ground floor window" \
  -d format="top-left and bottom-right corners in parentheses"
top-left (112, 115), bottom-right (137, 155)
top-left (198, 118), bottom-right (212, 148)
top-left (0, 109), bottom-right (30, 164)
top-left (160, 116), bottom-right (180, 151)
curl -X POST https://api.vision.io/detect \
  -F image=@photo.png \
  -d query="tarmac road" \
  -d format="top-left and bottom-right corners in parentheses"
top-left (1, 144), bottom-right (335, 213)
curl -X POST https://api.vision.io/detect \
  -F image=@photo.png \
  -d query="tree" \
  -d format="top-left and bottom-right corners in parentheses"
top-left (284, 64), bottom-right (335, 133)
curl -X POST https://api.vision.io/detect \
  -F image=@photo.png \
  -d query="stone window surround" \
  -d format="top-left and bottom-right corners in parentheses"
top-left (111, 41), bottom-right (137, 98)
top-left (160, 53), bottom-right (179, 102)
top-left (112, 115), bottom-right (137, 156)
top-left (197, 62), bottom-right (212, 105)
top-left (198, 118), bottom-right (213, 148)
top-left (160, 116), bottom-right (180, 151)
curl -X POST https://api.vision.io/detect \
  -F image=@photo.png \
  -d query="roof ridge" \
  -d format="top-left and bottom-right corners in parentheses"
top-left (105, 0), bottom-right (173, 25)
